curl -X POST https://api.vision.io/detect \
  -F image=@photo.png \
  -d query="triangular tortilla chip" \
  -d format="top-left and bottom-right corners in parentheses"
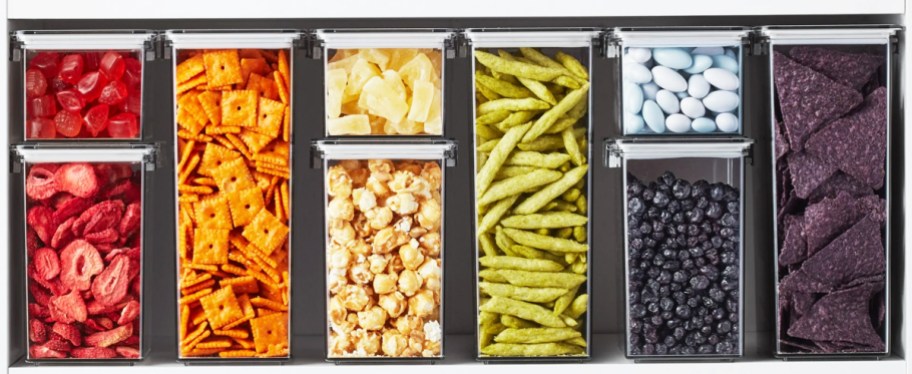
top-left (802, 216), bottom-right (884, 288)
top-left (778, 214), bottom-right (807, 266)
top-left (787, 151), bottom-right (837, 199)
top-left (807, 172), bottom-right (873, 203)
top-left (788, 46), bottom-right (884, 90)
top-left (787, 281), bottom-right (884, 351)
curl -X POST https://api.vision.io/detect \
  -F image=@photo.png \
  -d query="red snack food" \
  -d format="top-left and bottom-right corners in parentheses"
top-left (76, 71), bottom-right (108, 102)
top-left (29, 344), bottom-right (67, 359)
top-left (56, 89), bottom-right (86, 112)
top-left (44, 337), bottom-right (74, 352)
top-left (29, 52), bottom-right (60, 79)
top-left (98, 80), bottom-right (128, 105)
top-left (122, 58), bottom-right (142, 88)
top-left (53, 197), bottom-right (92, 222)
top-left (106, 113), bottom-right (139, 139)
top-left (80, 200), bottom-right (125, 235)
top-left (117, 300), bottom-right (140, 325)
top-left (115, 346), bottom-right (140, 358)
top-left (83, 104), bottom-right (110, 137)
top-left (71, 347), bottom-right (118, 359)
top-left (85, 324), bottom-right (132, 348)
top-left (29, 319), bottom-right (48, 343)
top-left (92, 255), bottom-right (130, 306)
top-left (30, 95), bottom-right (57, 118)
top-left (27, 118), bottom-right (57, 139)
top-left (85, 229), bottom-right (120, 245)
top-left (58, 54), bottom-right (85, 85)
top-left (27, 206), bottom-right (56, 244)
top-left (49, 291), bottom-right (88, 324)
top-left (59, 240), bottom-right (104, 291)
top-left (33, 248), bottom-right (60, 280)
top-left (119, 203), bottom-right (141, 236)
top-left (55, 163), bottom-right (99, 199)
top-left (26, 165), bottom-right (58, 201)
top-left (26, 68), bottom-right (48, 98)
top-left (51, 217), bottom-right (76, 249)
top-left (99, 52), bottom-right (125, 81)
top-left (54, 110), bottom-right (83, 138)
top-left (52, 322), bottom-right (83, 346)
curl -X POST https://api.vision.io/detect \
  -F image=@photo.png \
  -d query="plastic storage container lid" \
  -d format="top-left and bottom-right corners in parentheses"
top-left (606, 138), bottom-right (752, 164)
top-left (761, 25), bottom-right (900, 45)
top-left (466, 28), bottom-right (600, 48)
top-left (317, 29), bottom-right (452, 49)
top-left (313, 139), bottom-right (456, 162)
top-left (16, 30), bottom-right (155, 50)
top-left (165, 30), bottom-right (300, 49)
top-left (14, 144), bottom-right (155, 163)
top-left (611, 27), bottom-right (750, 47)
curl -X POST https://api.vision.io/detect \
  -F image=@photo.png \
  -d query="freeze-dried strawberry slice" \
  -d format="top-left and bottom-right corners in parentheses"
top-left (117, 300), bottom-right (140, 325)
top-left (78, 200), bottom-right (124, 235)
top-left (51, 322), bottom-right (82, 346)
top-left (85, 323), bottom-right (132, 348)
top-left (72, 347), bottom-right (118, 359)
top-left (26, 165), bottom-right (58, 200)
top-left (29, 303), bottom-right (50, 318)
top-left (29, 283), bottom-right (52, 306)
top-left (115, 346), bottom-right (140, 358)
top-left (54, 163), bottom-right (99, 198)
top-left (118, 202), bottom-right (141, 236)
top-left (92, 255), bottom-right (130, 306)
top-left (96, 317), bottom-right (115, 330)
top-left (29, 319), bottom-right (48, 343)
top-left (27, 206), bottom-right (56, 245)
top-left (95, 163), bottom-right (133, 185)
top-left (83, 318), bottom-right (105, 332)
top-left (27, 228), bottom-right (41, 258)
top-left (123, 335), bottom-right (139, 346)
top-left (43, 336), bottom-right (73, 352)
top-left (29, 344), bottom-right (67, 359)
top-left (48, 291), bottom-right (87, 324)
top-left (87, 299), bottom-right (118, 315)
top-left (33, 247), bottom-right (60, 280)
top-left (50, 216), bottom-right (75, 249)
top-left (59, 239), bottom-right (104, 291)
top-left (86, 228), bottom-right (119, 245)
top-left (28, 263), bottom-right (67, 296)
top-left (52, 196), bottom-right (92, 222)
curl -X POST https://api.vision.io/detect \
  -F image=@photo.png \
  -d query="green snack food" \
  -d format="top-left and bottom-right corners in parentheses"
top-left (553, 75), bottom-right (582, 89)
top-left (566, 336), bottom-right (588, 347)
top-left (480, 297), bottom-right (566, 328)
top-left (476, 123), bottom-right (504, 141)
top-left (478, 98), bottom-right (551, 114)
top-left (479, 256), bottom-right (564, 272)
top-left (500, 315), bottom-right (538, 329)
top-left (562, 188), bottom-right (581, 202)
top-left (567, 294), bottom-right (589, 319)
top-left (513, 165), bottom-right (588, 214)
top-left (495, 166), bottom-right (540, 180)
top-left (553, 285), bottom-right (581, 315)
top-left (502, 228), bottom-right (588, 253)
top-left (478, 195), bottom-right (519, 235)
top-left (573, 226), bottom-right (587, 243)
top-left (476, 110), bottom-right (512, 126)
top-left (504, 151), bottom-right (570, 169)
top-left (522, 83), bottom-right (590, 143)
top-left (501, 212), bottom-right (588, 229)
top-left (545, 116), bottom-right (580, 135)
top-left (477, 138), bottom-right (500, 153)
top-left (510, 245), bottom-right (564, 263)
top-left (479, 233), bottom-right (499, 257)
top-left (476, 73), bottom-right (534, 98)
top-left (496, 269), bottom-right (586, 289)
top-left (496, 111), bottom-right (539, 131)
top-left (479, 281), bottom-right (568, 303)
top-left (563, 128), bottom-right (584, 166)
top-left (476, 81), bottom-right (502, 101)
top-left (478, 169), bottom-right (562, 206)
top-left (519, 47), bottom-right (568, 71)
top-left (495, 226), bottom-right (518, 257)
top-left (517, 135), bottom-right (566, 152)
top-left (476, 123), bottom-right (531, 197)
top-left (481, 343), bottom-right (583, 356)
top-left (555, 51), bottom-right (589, 80)
top-left (475, 50), bottom-right (566, 82)
top-left (494, 327), bottom-right (582, 344)
top-left (478, 269), bottom-right (507, 283)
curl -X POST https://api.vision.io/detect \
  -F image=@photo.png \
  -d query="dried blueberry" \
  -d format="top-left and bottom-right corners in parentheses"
top-left (690, 275), bottom-right (710, 290)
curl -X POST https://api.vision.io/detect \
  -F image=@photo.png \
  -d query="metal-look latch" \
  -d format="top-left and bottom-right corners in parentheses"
top-left (443, 141), bottom-right (458, 167)
top-left (306, 33), bottom-right (324, 60)
top-left (144, 34), bottom-right (158, 61)
top-left (749, 29), bottom-right (769, 56)
top-left (10, 145), bottom-right (23, 174)
top-left (602, 32), bottom-right (620, 59)
top-left (604, 140), bottom-right (623, 168)
top-left (445, 31), bottom-right (468, 59)
top-left (310, 143), bottom-right (325, 169)
top-left (161, 35), bottom-right (173, 60)
top-left (9, 33), bottom-right (23, 62)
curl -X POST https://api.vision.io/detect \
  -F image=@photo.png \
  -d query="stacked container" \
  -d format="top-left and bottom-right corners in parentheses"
top-left (166, 31), bottom-right (299, 361)
top-left (466, 29), bottom-right (598, 361)
top-left (607, 28), bottom-right (752, 360)
top-left (14, 30), bottom-right (156, 362)
top-left (313, 30), bottom-right (456, 361)
top-left (762, 26), bottom-right (898, 358)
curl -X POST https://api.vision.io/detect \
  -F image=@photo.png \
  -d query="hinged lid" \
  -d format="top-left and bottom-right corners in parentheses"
top-left (604, 138), bottom-right (752, 167)
top-left (317, 29), bottom-right (453, 50)
top-left (14, 144), bottom-right (156, 170)
top-left (312, 139), bottom-right (457, 168)
top-left (466, 28), bottom-right (600, 48)
top-left (165, 30), bottom-right (301, 50)
top-left (609, 27), bottom-right (751, 48)
top-left (15, 30), bottom-right (156, 50)
top-left (760, 25), bottom-right (900, 45)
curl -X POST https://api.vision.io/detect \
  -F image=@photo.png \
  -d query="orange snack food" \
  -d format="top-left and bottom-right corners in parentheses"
top-left (175, 48), bottom-right (291, 359)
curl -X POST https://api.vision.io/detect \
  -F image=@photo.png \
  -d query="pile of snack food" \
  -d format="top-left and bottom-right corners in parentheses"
top-left (25, 162), bottom-right (142, 359)
top-left (774, 46), bottom-right (887, 353)
top-left (325, 159), bottom-right (443, 358)
top-left (473, 47), bottom-right (590, 357)
top-left (174, 48), bottom-right (291, 359)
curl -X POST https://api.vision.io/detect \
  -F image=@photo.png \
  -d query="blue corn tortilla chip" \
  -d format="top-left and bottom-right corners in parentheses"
top-left (856, 194), bottom-right (887, 224)
top-left (807, 172), bottom-right (873, 203)
top-left (804, 192), bottom-right (863, 255)
top-left (805, 87), bottom-right (888, 190)
top-left (815, 340), bottom-right (883, 353)
top-left (780, 269), bottom-right (835, 295)
top-left (788, 46), bottom-right (884, 90)
top-left (775, 120), bottom-right (790, 160)
top-left (788, 151), bottom-right (837, 199)
top-left (787, 281), bottom-right (885, 351)
top-left (778, 214), bottom-right (806, 266)
top-left (801, 216), bottom-right (885, 288)
top-left (779, 338), bottom-right (819, 352)
top-left (774, 51), bottom-right (863, 151)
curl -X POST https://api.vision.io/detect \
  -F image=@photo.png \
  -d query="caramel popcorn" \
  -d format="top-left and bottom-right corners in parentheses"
top-left (327, 160), bottom-right (443, 358)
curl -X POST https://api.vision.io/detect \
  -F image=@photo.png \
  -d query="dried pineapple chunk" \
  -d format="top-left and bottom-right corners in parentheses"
top-left (325, 68), bottom-right (348, 119)
top-left (344, 58), bottom-right (381, 98)
top-left (388, 49), bottom-right (420, 71)
top-left (398, 53), bottom-right (437, 90)
top-left (361, 49), bottom-right (391, 71)
top-left (423, 89), bottom-right (443, 135)
top-left (390, 119), bottom-right (424, 135)
top-left (423, 117), bottom-right (442, 135)
top-left (407, 80), bottom-right (435, 123)
top-left (358, 76), bottom-right (409, 123)
top-left (382, 70), bottom-right (408, 104)
top-left (327, 114), bottom-right (371, 135)
top-left (328, 52), bottom-right (360, 72)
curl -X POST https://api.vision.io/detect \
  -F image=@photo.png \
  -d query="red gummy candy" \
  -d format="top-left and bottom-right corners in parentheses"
top-left (30, 95), bottom-right (57, 118)
top-left (48, 291), bottom-right (87, 324)
top-left (76, 71), bottom-right (108, 102)
top-left (55, 163), bottom-right (99, 199)
top-left (29, 52), bottom-right (60, 80)
top-left (119, 202), bottom-right (141, 236)
top-left (117, 299), bottom-right (140, 325)
top-left (86, 228), bottom-right (119, 244)
top-left (26, 68), bottom-right (48, 98)
top-left (122, 57), bottom-right (142, 88)
top-left (107, 113), bottom-right (139, 139)
top-left (33, 247), bottom-right (60, 280)
top-left (92, 255), bottom-right (130, 306)
top-left (99, 52), bottom-right (125, 81)
top-left (85, 323), bottom-right (132, 348)
top-left (55, 89), bottom-right (86, 112)
top-left (59, 239), bottom-right (104, 291)
top-left (54, 110), bottom-right (83, 138)
top-left (29, 344), bottom-right (67, 359)
top-left (119, 92), bottom-right (142, 116)
top-left (27, 118), bottom-right (57, 139)
top-left (26, 165), bottom-right (58, 200)
top-left (29, 319), bottom-right (48, 343)
top-left (58, 54), bottom-right (85, 85)
top-left (72, 347), bottom-right (118, 359)
top-left (83, 104), bottom-right (110, 137)
top-left (51, 322), bottom-right (82, 346)
top-left (27, 205), bottom-right (56, 244)
top-left (50, 216), bottom-right (75, 249)
top-left (115, 346), bottom-right (140, 359)
top-left (98, 80), bottom-right (128, 105)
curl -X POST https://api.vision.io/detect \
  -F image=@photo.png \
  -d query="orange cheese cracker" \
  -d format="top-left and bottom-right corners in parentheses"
top-left (221, 90), bottom-right (258, 127)
top-left (203, 50), bottom-right (244, 87)
top-left (249, 312), bottom-right (288, 354)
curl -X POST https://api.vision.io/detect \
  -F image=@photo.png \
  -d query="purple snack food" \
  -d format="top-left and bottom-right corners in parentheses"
top-left (807, 172), bottom-right (873, 203)
top-left (804, 192), bottom-right (864, 255)
top-left (799, 216), bottom-right (885, 289)
top-left (773, 51), bottom-right (863, 151)
top-left (788, 46), bottom-right (884, 90)
top-left (778, 214), bottom-right (806, 266)
top-left (787, 281), bottom-right (885, 351)
top-left (774, 121), bottom-right (790, 160)
top-left (805, 87), bottom-right (888, 190)
top-left (787, 152), bottom-right (837, 199)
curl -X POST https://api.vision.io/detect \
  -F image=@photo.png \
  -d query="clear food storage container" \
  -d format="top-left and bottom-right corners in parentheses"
top-left (610, 28), bottom-right (749, 136)
top-left (15, 31), bottom-right (154, 140)
top-left (312, 139), bottom-right (456, 361)
top-left (467, 29), bottom-right (598, 361)
top-left (316, 30), bottom-right (452, 136)
top-left (16, 145), bottom-right (154, 361)
top-left (762, 25), bottom-right (898, 358)
top-left (606, 139), bottom-right (751, 360)
top-left (167, 31), bottom-right (299, 361)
